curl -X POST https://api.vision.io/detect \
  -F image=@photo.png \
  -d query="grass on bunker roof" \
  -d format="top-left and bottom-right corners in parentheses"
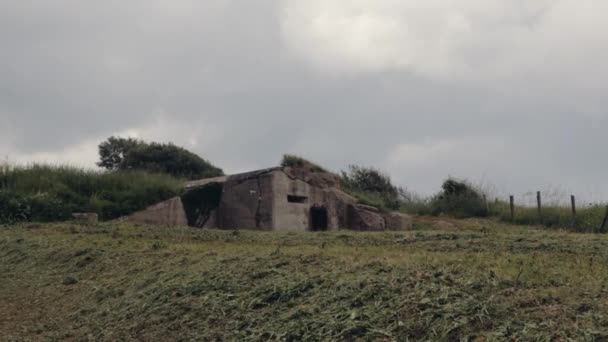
top-left (2, 218), bottom-right (608, 341)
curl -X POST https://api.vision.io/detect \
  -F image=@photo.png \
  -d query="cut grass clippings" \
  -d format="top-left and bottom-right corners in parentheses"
top-left (2, 219), bottom-right (608, 340)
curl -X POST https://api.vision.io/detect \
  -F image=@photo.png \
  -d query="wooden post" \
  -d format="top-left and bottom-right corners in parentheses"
top-left (536, 191), bottom-right (542, 223)
top-left (571, 195), bottom-right (577, 229)
top-left (510, 195), bottom-right (515, 223)
top-left (483, 194), bottom-right (490, 215)
top-left (571, 195), bottom-right (576, 216)
top-left (600, 205), bottom-right (608, 233)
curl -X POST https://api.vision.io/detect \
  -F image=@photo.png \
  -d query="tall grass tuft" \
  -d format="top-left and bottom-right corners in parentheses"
top-left (281, 155), bottom-right (328, 173)
top-left (0, 163), bottom-right (183, 223)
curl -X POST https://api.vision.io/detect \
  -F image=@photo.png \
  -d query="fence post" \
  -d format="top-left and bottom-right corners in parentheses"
top-left (570, 195), bottom-right (576, 226)
top-left (536, 191), bottom-right (542, 223)
top-left (600, 205), bottom-right (608, 233)
top-left (510, 195), bottom-right (515, 223)
top-left (483, 194), bottom-right (489, 215)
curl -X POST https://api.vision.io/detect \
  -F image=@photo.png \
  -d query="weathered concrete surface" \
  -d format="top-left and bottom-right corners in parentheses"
top-left (271, 171), bottom-right (311, 231)
top-left (270, 171), bottom-right (358, 231)
top-left (184, 176), bottom-right (228, 190)
top-left (123, 197), bottom-right (188, 226)
top-left (217, 172), bottom-right (274, 229)
top-left (72, 213), bottom-right (98, 223)
top-left (322, 188), bottom-right (358, 229)
top-left (384, 212), bottom-right (413, 230)
top-left (348, 204), bottom-right (386, 231)
top-left (283, 167), bottom-right (341, 189)
top-left (142, 167), bottom-right (408, 231)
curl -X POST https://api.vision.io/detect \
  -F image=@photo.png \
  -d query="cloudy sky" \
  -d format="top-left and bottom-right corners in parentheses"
top-left (2, 0), bottom-right (607, 202)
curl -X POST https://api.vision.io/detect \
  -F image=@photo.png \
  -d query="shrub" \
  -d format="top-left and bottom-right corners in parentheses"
top-left (0, 191), bottom-right (31, 223)
top-left (430, 178), bottom-right (488, 218)
top-left (98, 137), bottom-right (224, 180)
top-left (341, 165), bottom-right (401, 211)
top-left (121, 143), bottom-right (223, 180)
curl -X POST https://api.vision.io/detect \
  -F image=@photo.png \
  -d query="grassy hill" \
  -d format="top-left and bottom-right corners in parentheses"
top-left (2, 218), bottom-right (608, 340)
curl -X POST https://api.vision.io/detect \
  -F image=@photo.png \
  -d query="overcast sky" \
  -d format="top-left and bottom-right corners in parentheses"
top-left (2, 0), bottom-right (608, 202)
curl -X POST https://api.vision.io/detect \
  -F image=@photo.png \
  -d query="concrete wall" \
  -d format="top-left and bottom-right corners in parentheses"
top-left (124, 197), bottom-right (188, 226)
top-left (217, 172), bottom-right (274, 229)
top-left (271, 171), bottom-right (311, 231)
top-left (270, 171), bottom-right (358, 231)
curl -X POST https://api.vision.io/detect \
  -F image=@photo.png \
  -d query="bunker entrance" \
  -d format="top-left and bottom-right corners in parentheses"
top-left (181, 183), bottom-right (223, 228)
top-left (310, 206), bottom-right (328, 231)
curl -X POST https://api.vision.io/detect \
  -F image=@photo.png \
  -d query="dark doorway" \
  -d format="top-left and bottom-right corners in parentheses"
top-left (181, 183), bottom-right (223, 228)
top-left (310, 206), bottom-right (328, 231)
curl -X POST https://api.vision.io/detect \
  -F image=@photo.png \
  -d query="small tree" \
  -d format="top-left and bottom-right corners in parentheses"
top-left (97, 137), bottom-right (142, 170)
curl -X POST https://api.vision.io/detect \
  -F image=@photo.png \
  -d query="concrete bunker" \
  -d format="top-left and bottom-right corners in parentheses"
top-left (123, 167), bottom-right (413, 231)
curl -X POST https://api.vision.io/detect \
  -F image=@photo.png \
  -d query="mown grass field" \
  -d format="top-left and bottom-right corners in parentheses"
top-left (2, 219), bottom-right (608, 341)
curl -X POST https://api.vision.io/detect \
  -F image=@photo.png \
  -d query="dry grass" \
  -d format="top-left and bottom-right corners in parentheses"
top-left (2, 218), bottom-right (608, 340)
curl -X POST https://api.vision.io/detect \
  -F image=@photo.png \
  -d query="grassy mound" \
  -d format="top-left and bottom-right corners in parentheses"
top-left (0, 164), bottom-right (183, 223)
top-left (2, 220), bottom-right (608, 340)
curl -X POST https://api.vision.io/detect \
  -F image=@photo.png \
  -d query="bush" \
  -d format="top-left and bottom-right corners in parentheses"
top-left (0, 164), bottom-right (184, 223)
top-left (281, 155), bottom-right (327, 173)
top-left (0, 191), bottom-right (73, 223)
top-left (341, 165), bottom-right (401, 211)
top-left (430, 178), bottom-right (488, 218)
top-left (98, 137), bottom-right (224, 180)
top-left (97, 136), bottom-right (142, 170)
top-left (121, 143), bottom-right (223, 180)
top-left (0, 191), bottom-right (31, 223)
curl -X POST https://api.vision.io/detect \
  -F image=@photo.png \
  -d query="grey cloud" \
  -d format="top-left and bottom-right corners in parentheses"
top-left (1, 0), bottom-right (607, 200)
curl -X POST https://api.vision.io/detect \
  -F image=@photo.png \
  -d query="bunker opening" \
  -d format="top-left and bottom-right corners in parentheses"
top-left (310, 205), bottom-right (329, 231)
top-left (287, 195), bottom-right (308, 204)
top-left (181, 182), bottom-right (223, 228)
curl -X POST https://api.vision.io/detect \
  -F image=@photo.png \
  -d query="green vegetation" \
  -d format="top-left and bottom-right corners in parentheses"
top-left (0, 164), bottom-right (183, 223)
top-left (97, 136), bottom-right (141, 170)
top-left (429, 178), bottom-right (488, 218)
top-left (488, 200), bottom-right (607, 233)
top-left (341, 165), bottom-right (402, 211)
top-left (98, 136), bottom-right (224, 180)
top-left (2, 152), bottom-right (605, 234)
top-left (3, 219), bottom-right (608, 340)
top-left (281, 154), bottom-right (328, 173)
top-left (395, 178), bottom-right (607, 233)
